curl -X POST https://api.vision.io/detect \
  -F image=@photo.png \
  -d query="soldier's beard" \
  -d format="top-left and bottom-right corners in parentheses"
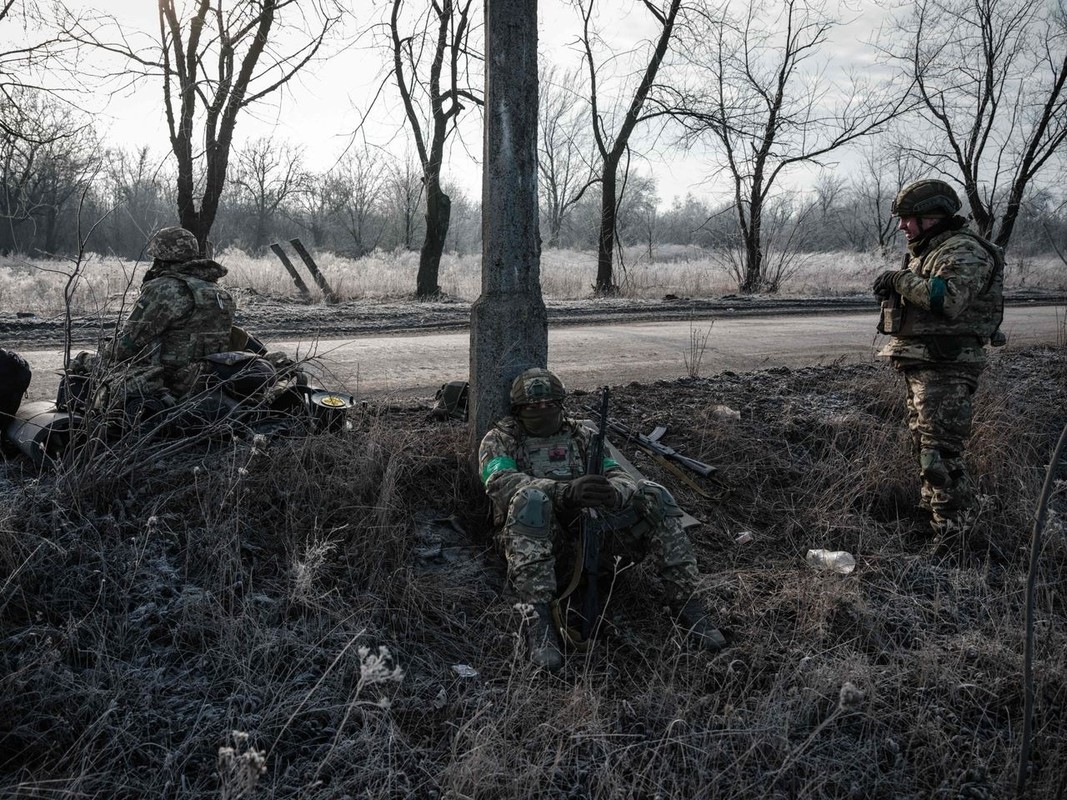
top-left (518, 406), bottom-right (564, 437)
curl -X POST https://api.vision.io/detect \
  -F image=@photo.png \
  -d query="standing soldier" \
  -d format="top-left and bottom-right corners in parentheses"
top-left (873, 179), bottom-right (1004, 549)
top-left (106, 226), bottom-right (236, 396)
top-left (479, 367), bottom-right (726, 672)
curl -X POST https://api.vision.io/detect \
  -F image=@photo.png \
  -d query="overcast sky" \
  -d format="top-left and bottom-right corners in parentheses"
top-left (54, 0), bottom-right (892, 208)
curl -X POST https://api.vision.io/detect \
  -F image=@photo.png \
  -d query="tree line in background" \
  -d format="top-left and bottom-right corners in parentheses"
top-left (1, 0), bottom-right (1066, 294)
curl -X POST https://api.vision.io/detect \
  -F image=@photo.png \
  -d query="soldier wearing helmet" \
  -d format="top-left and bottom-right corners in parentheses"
top-left (103, 226), bottom-right (236, 400)
top-left (873, 179), bottom-right (1004, 551)
top-left (479, 367), bottom-right (726, 672)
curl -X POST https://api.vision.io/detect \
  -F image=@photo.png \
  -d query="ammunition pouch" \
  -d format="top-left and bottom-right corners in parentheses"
top-left (878, 294), bottom-right (904, 335)
top-left (507, 488), bottom-right (552, 540)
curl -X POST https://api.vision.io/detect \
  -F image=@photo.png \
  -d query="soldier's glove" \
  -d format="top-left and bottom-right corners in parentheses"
top-left (873, 269), bottom-right (907, 300)
top-left (563, 475), bottom-right (616, 509)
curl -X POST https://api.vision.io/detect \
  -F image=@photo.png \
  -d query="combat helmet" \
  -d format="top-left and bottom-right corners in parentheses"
top-left (510, 367), bottom-right (566, 407)
top-left (891, 179), bottom-right (962, 218)
top-left (147, 226), bottom-right (200, 261)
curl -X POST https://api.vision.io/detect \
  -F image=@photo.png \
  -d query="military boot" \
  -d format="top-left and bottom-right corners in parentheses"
top-left (671, 597), bottom-right (727, 653)
top-left (525, 603), bottom-right (563, 672)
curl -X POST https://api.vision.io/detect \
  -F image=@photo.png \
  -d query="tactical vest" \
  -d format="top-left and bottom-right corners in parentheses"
top-left (896, 230), bottom-right (1004, 340)
top-left (512, 422), bottom-right (588, 480)
top-left (157, 276), bottom-right (236, 370)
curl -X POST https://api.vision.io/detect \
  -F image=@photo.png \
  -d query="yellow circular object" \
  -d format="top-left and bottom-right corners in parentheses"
top-left (319, 394), bottom-right (347, 408)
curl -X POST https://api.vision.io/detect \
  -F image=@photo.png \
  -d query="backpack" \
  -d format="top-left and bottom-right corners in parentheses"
top-left (430, 380), bottom-right (469, 421)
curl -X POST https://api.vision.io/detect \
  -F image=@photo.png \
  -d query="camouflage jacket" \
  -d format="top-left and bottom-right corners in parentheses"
top-left (108, 259), bottom-right (236, 381)
top-left (479, 415), bottom-right (637, 525)
top-left (879, 227), bottom-right (1002, 363)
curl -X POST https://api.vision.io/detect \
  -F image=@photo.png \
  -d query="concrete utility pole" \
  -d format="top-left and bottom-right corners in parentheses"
top-left (469, 0), bottom-right (548, 466)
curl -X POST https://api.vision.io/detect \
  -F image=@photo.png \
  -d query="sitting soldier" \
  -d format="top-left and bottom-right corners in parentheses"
top-left (478, 367), bottom-right (726, 672)
top-left (68, 226), bottom-right (237, 424)
top-left (105, 226), bottom-right (236, 399)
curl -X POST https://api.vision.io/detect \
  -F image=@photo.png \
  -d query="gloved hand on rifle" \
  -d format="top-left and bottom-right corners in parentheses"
top-left (873, 269), bottom-right (908, 300)
top-left (563, 475), bottom-right (617, 509)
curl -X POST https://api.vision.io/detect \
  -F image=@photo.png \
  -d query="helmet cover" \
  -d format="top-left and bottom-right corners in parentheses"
top-left (147, 226), bottom-right (200, 261)
top-left (891, 179), bottom-right (962, 218)
top-left (510, 367), bottom-right (566, 407)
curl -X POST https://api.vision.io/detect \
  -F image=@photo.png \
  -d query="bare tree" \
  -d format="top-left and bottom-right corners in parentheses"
top-left (0, 0), bottom-right (87, 141)
top-left (70, 0), bottom-right (340, 251)
top-left (228, 137), bottom-right (305, 254)
top-left (382, 154), bottom-right (425, 251)
top-left (577, 0), bottom-right (683, 294)
top-left (332, 150), bottom-right (387, 256)
top-left (538, 63), bottom-right (597, 248)
top-left (882, 0), bottom-right (1067, 249)
top-left (389, 0), bottom-right (481, 297)
top-left (672, 0), bottom-right (907, 293)
top-left (840, 138), bottom-right (917, 257)
top-left (287, 169), bottom-right (338, 251)
top-left (0, 91), bottom-right (98, 254)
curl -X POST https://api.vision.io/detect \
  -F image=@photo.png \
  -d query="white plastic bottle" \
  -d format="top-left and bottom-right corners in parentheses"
top-left (806, 549), bottom-right (856, 574)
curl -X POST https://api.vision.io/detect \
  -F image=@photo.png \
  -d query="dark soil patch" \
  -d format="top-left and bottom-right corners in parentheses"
top-left (1, 347), bottom-right (1065, 798)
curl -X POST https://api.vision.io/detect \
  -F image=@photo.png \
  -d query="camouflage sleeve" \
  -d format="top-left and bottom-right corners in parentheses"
top-left (108, 279), bottom-right (193, 362)
top-left (479, 424), bottom-right (568, 512)
top-left (895, 238), bottom-right (994, 320)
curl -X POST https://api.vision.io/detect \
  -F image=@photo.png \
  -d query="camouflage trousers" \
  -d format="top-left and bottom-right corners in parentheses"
top-left (497, 480), bottom-right (700, 606)
top-left (894, 360), bottom-right (984, 531)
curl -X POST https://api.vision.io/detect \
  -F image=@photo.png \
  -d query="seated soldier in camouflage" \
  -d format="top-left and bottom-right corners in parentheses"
top-left (479, 367), bottom-right (727, 672)
top-left (79, 226), bottom-right (236, 418)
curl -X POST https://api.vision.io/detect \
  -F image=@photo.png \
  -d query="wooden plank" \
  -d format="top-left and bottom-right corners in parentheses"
top-left (289, 238), bottom-right (339, 304)
top-left (269, 242), bottom-right (312, 299)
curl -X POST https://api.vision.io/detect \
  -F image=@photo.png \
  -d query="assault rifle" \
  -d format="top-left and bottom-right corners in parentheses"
top-left (589, 410), bottom-right (716, 478)
top-left (580, 386), bottom-right (611, 641)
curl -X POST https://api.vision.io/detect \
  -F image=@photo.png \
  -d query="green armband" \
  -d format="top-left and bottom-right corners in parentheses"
top-left (481, 456), bottom-right (517, 485)
top-left (929, 276), bottom-right (946, 313)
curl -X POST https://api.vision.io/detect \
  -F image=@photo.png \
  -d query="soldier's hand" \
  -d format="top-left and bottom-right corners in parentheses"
top-left (564, 475), bottom-right (616, 509)
top-left (873, 269), bottom-right (906, 299)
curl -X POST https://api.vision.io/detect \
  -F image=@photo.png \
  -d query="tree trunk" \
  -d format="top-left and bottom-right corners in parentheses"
top-left (595, 160), bottom-right (618, 294)
top-left (469, 0), bottom-right (547, 464)
top-left (417, 174), bottom-right (450, 297)
top-left (741, 203), bottom-right (763, 293)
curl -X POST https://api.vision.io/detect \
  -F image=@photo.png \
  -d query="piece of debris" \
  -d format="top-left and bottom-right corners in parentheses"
top-left (735, 531), bottom-right (754, 545)
top-left (451, 664), bottom-right (479, 679)
top-left (711, 404), bottom-right (741, 423)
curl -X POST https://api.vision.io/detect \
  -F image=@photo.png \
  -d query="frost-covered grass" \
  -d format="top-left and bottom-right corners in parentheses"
top-left (2, 245), bottom-right (1064, 311)
top-left (1, 350), bottom-right (1066, 798)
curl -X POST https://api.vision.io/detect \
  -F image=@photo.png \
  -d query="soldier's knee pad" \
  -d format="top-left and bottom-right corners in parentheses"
top-left (506, 487), bottom-right (552, 540)
top-left (636, 480), bottom-right (684, 525)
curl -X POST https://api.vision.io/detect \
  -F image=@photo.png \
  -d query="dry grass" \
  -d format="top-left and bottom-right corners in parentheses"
top-left (4, 245), bottom-right (1065, 310)
top-left (1, 348), bottom-right (1065, 798)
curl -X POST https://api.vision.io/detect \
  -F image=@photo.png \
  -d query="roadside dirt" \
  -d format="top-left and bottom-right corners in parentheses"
top-left (3, 288), bottom-right (1062, 348)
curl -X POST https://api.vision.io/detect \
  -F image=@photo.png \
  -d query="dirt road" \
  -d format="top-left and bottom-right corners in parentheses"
top-left (19, 305), bottom-right (1063, 404)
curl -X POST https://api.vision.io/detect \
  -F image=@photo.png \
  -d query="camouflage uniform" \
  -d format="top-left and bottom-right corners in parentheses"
top-left (479, 414), bottom-right (702, 606)
top-left (877, 196), bottom-right (1003, 533)
top-left (105, 227), bottom-right (236, 399)
top-left (0, 348), bottom-right (31, 424)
